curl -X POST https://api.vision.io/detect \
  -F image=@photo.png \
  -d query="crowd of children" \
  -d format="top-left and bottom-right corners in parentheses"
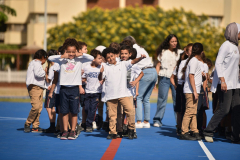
top-left (24, 22), bottom-right (240, 144)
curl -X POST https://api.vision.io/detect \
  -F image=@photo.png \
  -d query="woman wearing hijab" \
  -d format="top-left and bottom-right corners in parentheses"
top-left (204, 22), bottom-right (240, 143)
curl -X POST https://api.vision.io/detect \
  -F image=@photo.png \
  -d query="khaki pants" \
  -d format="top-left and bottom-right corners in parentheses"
top-left (25, 85), bottom-right (43, 128)
top-left (117, 96), bottom-right (134, 132)
top-left (107, 97), bottom-right (135, 134)
top-left (181, 93), bottom-right (199, 134)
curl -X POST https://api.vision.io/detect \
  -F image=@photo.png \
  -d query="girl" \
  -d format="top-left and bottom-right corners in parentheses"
top-left (180, 43), bottom-right (203, 140)
top-left (153, 34), bottom-right (183, 127)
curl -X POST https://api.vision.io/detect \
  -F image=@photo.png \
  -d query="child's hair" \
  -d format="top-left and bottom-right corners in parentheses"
top-left (206, 58), bottom-right (213, 69)
top-left (109, 42), bottom-right (120, 53)
top-left (47, 49), bottom-right (58, 74)
top-left (78, 41), bottom-right (87, 50)
top-left (201, 51), bottom-right (207, 63)
top-left (62, 38), bottom-right (80, 51)
top-left (120, 39), bottom-right (134, 47)
top-left (129, 48), bottom-right (137, 60)
top-left (58, 46), bottom-right (64, 55)
top-left (120, 45), bottom-right (131, 53)
top-left (186, 43), bottom-right (193, 53)
top-left (102, 47), bottom-right (115, 59)
top-left (33, 49), bottom-right (47, 59)
top-left (182, 43), bottom-right (204, 74)
top-left (123, 36), bottom-right (137, 45)
top-left (176, 51), bottom-right (188, 74)
top-left (90, 49), bottom-right (102, 59)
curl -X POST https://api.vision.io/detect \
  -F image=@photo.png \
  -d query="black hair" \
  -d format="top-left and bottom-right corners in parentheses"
top-left (206, 58), bottom-right (213, 69)
top-left (33, 49), bottom-right (47, 59)
top-left (77, 41), bottom-right (87, 50)
top-left (90, 49), bottom-right (102, 59)
top-left (176, 51), bottom-right (188, 74)
top-left (47, 49), bottom-right (58, 74)
top-left (182, 43), bottom-right (204, 74)
top-left (62, 38), bottom-right (80, 51)
top-left (156, 34), bottom-right (181, 58)
top-left (58, 46), bottom-right (64, 55)
top-left (102, 47), bottom-right (115, 59)
top-left (120, 45), bottom-right (131, 53)
top-left (120, 39), bottom-right (134, 47)
top-left (129, 48), bottom-right (137, 60)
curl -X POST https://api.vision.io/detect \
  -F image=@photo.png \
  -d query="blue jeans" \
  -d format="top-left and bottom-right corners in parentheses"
top-left (136, 68), bottom-right (158, 121)
top-left (77, 106), bottom-right (82, 124)
top-left (153, 76), bottom-right (177, 126)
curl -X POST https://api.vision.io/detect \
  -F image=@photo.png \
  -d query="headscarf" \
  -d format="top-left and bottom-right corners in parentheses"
top-left (224, 22), bottom-right (239, 46)
top-left (95, 45), bottom-right (106, 53)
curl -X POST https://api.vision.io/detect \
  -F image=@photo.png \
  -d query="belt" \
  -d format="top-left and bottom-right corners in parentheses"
top-left (142, 67), bottom-right (153, 70)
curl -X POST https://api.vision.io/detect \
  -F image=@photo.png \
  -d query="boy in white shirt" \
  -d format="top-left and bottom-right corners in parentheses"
top-left (82, 49), bottom-right (103, 132)
top-left (48, 38), bottom-right (93, 140)
top-left (24, 49), bottom-right (47, 133)
top-left (98, 47), bottom-right (146, 139)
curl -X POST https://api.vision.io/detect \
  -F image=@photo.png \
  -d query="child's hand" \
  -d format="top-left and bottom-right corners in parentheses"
top-left (47, 85), bottom-right (51, 90)
top-left (48, 92), bottom-right (53, 98)
top-left (130, 80), bottom-right (137, 87)
top-left (76, 50), bottom-right (83, 57)
top-left (100, 65), bottom-right (104, 73)
top-left (61, 50), bottom-right (68, 59)
top-left (80, 87), bottom-right (85, 94)
top-left (135, 91), bottom-right (139, 97)
top-left (140, 54), bottom-right (146, 59)
top-left (154, 84), bottom-right (157, 90)
top-left (99, 80), bottom-right (104, 85)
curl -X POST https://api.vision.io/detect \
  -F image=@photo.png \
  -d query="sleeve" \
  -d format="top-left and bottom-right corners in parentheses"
top-left (76, 53), bottom-right (94, 63)
top-left (33, 62), bottom-right (45, 78)
top-left (189, 58), bottom-right (198, 74)
top-left (53, 63), bottom-right (60, 72)
top-left (204, 64), bottom-right (209, 73)
top-left (48, 66), bottom-right (54, 80)
top-left (48, 55), bottom-right (62, 64)
top-left (132, 65), bottom-right (142, 76)
top-left (172, 67), bottom-right (177, 75)
top-left (82, 66), bottom-right (87, 78)
top-left (215, 43), bottom-right (230, 78)
top-left (133, 44), bottom-right (149, 58)
top-left (124, 60), bottom-right (133, 70)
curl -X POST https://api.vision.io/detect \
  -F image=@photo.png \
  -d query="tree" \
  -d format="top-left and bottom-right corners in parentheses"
top-left (0, 4), bottom-right (17, 32)
top-left (47, 6), bottom-right (225, 61)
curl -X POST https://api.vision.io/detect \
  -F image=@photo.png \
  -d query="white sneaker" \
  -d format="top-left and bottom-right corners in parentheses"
top-left (92, 121), bottom-right (97, 129)
top-left (135, 122), bottom-right (143, 128)
top-left (142, 122), bottom-right (150, 128)
top-left (153, 123), bottom-right (160, 127)
top-left (205, 136), bottom-right (214, 143)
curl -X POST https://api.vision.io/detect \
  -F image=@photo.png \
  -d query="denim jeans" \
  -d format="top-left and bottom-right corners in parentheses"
top-left (153, 76), bottom-right (177, 126)
top-left (136, 68), bottom-right (158, 121)
top-left (77, 106), bottom-right (82, 124)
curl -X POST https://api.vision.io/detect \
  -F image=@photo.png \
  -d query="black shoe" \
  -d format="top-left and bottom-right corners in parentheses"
top-left (75, 124), bottom-right (81, 136)
top-left (60, 131), bottom-right (69, 140)
top-left (116, 132), bottom-right (123, 138)
top-left (180, 133), bottom-right (197, 140)
top-left (54, 130), bottom-right (60, 135)
top-left (32, 127), bottom-right (44, 133)
top-left (107, 134), bottom-right (117, 139)
top-left (45, 127), bottom-right (56, 133)
top-left (225, 131), bottom-right (232, 140)
top-left (134, 132), bottom-right (137, 139)
top-left (177, 129), bottom-right (181, 136)
top-left (102, 121), bottom-right (109, 132)
top-left (122, 127), bottom-right (128, 137)
top-left (24, 124), bottom-right (30, 133)
top-left (81, 123), bottom-right (86, 131)
top-left (128, 129), bottom-right (134, 140)
top-left (232, 140), bottom-right (240, 144)
top-left (86, 127), bottom-right (93, 133)
top-left (68, 131), bottom-right (77, 140)
top-left (193, 133), bottom-right (202, 140)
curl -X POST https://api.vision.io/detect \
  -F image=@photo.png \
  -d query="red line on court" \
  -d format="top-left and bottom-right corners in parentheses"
top-left (101, 138), bottom-right (122, 160)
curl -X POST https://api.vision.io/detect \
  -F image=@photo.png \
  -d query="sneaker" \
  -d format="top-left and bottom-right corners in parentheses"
top-left (32, 127), bottom-right (43, 133)
top-left (177, 129), bottom-right (181, 136)
top-left (60, 131), bottom-right (69, 140)
top-left (153, 123), bottom-right (160, 127)
top-left (135, 122), bottom-right (143, 128)
top-left (75, 125), bottom-right (81, 137)
top-left (128, 129), bottom-right (134, 140)
top-left (205, 136), bottom-right (214, 143)
top-left (68, 131), bottom-right (77, 140)
top-left (86, 127), bottom-right (93, 133)
top-left (122, 129), bottom-right (128, 137)
top-left (107, 134), bottom-right (117, 139)
top-left (193, 133), bottom-right (202, 140)
top-left (54, 130), bottom-right (60, 135)
top-left (81, 123), bottom-right (86, 131)
top-left (45, 127), bottom-right (56, 133)
top-left (24, 124), bottom-right (30, 133)
top-left (116, 132), bottom-right (123, 138)
top-left (134, 132), bottom-right (137, 139)
top-left (57, 132), bottom-right (62, 138)
top-left (92, 121), bottom-right (97, 130)
top-left (180, 133), bottom-right (197, 140)
top-left (142, 122), bottom-right (150, 128)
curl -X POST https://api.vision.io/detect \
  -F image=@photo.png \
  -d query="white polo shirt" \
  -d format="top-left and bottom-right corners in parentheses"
top-left (127, 64), bottom-right (142, 97)
top-left (183, 57), bottom-right (202, 94)
top-left (172, 59), bottom-right (187, 85)
top-left (26, 60), bottom-right (46, 89)
top-left (53, 63), bottom-right (60, 94)
top-left (133, 44), bottom-right (153, 69)
top-left (103, 60), bottom-right (133, 101)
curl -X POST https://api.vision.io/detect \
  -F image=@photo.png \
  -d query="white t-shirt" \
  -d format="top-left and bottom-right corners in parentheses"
top-left (183, 57), bottom-right (202, 94)
top-left (173, 59), bottom-right (187, 85)
top-left (53, 63), bottom-right (60, 94)
top-left (26, 60), bottom-right (45, 89)
top-left (82, 64), bottom-right (102, 94)
top-left (101, 62), bottom-right (107, 102)
top-left (81, 61), bottom-right (91, 86)
top-left (158, 49), bottom-right (183, 78)
top-left (133, 44), bottom-right (153, 69)
top-left (127, 64), bottom-right (142, 97)
top-left (103, 60), bottom-right (133, 101)
top-left (45, 64), bottom-right (55, 89)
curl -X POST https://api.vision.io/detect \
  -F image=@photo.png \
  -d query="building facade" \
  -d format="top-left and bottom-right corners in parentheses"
top-left (2, 0), bottom-right (240, 48)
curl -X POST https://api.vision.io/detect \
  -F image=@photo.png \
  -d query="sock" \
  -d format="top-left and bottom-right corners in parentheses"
top-left (50, 122), bottom-right (55, 128)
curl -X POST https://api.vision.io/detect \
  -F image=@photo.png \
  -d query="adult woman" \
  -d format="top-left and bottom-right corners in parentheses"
top-left (153, 34), bottom-right (183, 127)
top-left (123, 36), bottom-right (158, 128)
top-left (204, 22), bottom-right (240, 143)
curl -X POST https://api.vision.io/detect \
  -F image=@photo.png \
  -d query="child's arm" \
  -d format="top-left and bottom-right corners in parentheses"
top-left (131, 54), bottom-right (146, 65)
top-left (79, 85), bottom-right (85, 94)
top-left (48, 71), bottom-right (59, 98)
top-left (130, 71), bottom-right (144, 87)
top-left (135, 82), bottom-right (140, 97)
top-left (82, 78), bottom-right (87, 83)
top-left (76, 53), bottom-right (94, 63)
top-left (98, 65), bottom-right (104, 81)
top-left (170, 74), bottom-right (177, 90)
top-left (33, 62), bottom-right (46, 78)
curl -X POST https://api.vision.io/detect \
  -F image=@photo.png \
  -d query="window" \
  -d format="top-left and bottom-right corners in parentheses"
top-left (209, 16), bottom-right (222, 27)
top-left (29, 14), bottom-right (58, 24)
top-left (7, 24), bottom-right (26, 32)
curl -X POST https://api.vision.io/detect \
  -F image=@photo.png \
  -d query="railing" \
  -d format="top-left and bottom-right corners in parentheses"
top-left (0, 68), bottom-right (27, 83)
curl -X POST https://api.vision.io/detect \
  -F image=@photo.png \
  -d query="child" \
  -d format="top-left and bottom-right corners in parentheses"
top-left (98, 47), bottom-right (146, 139)
top-left (109, 42), bottom-right (120, 61)
top-left (117, 46), bottom-right (144, 138)
top-left (180, 43), bottom-right (203, 141)
top-left (44, 49), bottom-right (58, 133)
top-left (82, 49), bottom-right (103, 132)
top-left (48, 38), bottom-right (93, 140)
top-left (24, 49), bottom-right (47, 133)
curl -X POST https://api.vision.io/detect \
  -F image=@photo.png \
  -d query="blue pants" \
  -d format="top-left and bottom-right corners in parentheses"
top-left (84, 93), bottom-right (101, 128)
top-left (136, 68), bottom-right (158, 121)
top-left (153, 76), bottom-right (177, 126)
